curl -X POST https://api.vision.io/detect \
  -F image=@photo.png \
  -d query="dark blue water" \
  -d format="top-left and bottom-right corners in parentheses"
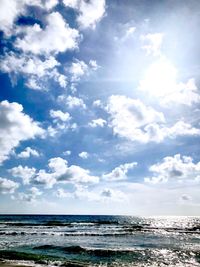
top-left (0, 215), bottom-right (200, 266)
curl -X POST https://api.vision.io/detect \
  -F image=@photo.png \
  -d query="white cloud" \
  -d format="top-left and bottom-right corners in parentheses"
top-left (34, 170), bottom-right (56, 188)
top-left (53, 72), bottom-right (68, 88)
top-left (56, 188), bottom-right (72, 198)
top-left (19, 157), bottom-right (99, 188)
top-left (0, 177), bottom-right (19, 194)
top-left (69, 59), bottom-right (88, 81)
top-left (48, 110), bottom-right (77, 135)
top-left (161, 78), bottom-right (200, 106)
top-left (17, 147), bottom-right (40, 158)
top-left (57, 164), bottom-right (99, 183)
top-left (142, 120), bottom-right (200, 143)
top-left (93, 99), bottom-right (103, 108)
top-left (79, 151), bottom-right (89, 159)
top-left (107, 95), bottom-right (164, 143)
top-left (48, 157), bottom-right (68, 173)
top-left (47, 157), bottom-right (99, 184)
top-left (50, 110), bottom-right (71, 122)
top-left (0, 0), bottom-right (58, 36)
top-left (47, 121), bottom-right (77, 137)
top-left (0, 52), bottom-right (67, 90)
top-left (0, 100), bottom-right (44, 164)
top-left (63, 0), bottom-right (79, 8)
top-left (58, 95), bottom-right (86, 109)
top-left (145, 154), bottom-right (200, 184)
top-left (47, 125), bottom-right (58, 137)
top-left (164, 120), bottom-right (200, 137)
top-left (15, 12), bottom-right (80, 55)
top-left (89, 60), bottom-right (99, 70)
top-left (25, 78), bottom-right (41, 90)
top-left (10, 165), bottom-right (36, 185)
top-left (0, 0), bottom-right (24, 35)
top-left (69, 59), bottom-right (98, 82)
top-left (141, 33), bottom-right (164, 56)
top-left (44, 0), bottom-right (58, 10)
top-left (107, 95), bottom-right (200, 143)
top-left (63, 150), bottom-right (71, 156)
top-left (0, 53), bottom-right (59, 76)
top-left (63, 0), bottom-right (106, 29)
top-left (102, 162), bottom-right (137, 181)
top-left (89, 118), bottom-right (107, 128)
top-left (17, 187), bottom-right (42, 202)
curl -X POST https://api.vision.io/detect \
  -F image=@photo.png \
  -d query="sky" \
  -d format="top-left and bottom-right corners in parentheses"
top-left (0, 0), bottom-right (200, 216)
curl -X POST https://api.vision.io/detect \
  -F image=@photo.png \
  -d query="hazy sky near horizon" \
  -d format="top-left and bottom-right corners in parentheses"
top-left (0, 0), bottom-right (200, 215)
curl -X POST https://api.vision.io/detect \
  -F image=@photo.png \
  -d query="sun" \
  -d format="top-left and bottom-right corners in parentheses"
top-left (139, 57), bottom-right (177, 97)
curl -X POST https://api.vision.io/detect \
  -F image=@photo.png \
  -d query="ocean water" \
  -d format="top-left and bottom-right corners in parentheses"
top-left (0, 215), bottom-right (200, 266)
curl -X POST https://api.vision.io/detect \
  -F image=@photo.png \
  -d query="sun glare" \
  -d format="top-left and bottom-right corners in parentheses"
top-left (139, 58), bottom-right (177, 97)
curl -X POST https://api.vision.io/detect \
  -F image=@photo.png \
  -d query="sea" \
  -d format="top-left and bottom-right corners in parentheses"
top-left (0, 215), bottom-right (200, 266)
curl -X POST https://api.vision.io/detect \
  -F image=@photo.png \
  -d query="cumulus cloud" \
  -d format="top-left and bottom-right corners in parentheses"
top-left (17, 147), bottom-right (40, 158)
top-left (145, 154), bottom-right (200, 184)
top-left (69, 59), bottom-right (99, 82)
top-left (63, 150), bottom-right (71, 156)
top-left (0, 177), bottom-right (19, 194)
top-left (106, 95), bottom-right (200, 143)
top-left (34, 170), bottom-right (56, 188)
top-left (46, 157), bottom-right (99, 184)
top-left (161, 78), bottom-right (200, 106)
top-left (89, 60), bottom-right (99, 70)
top-left (44, 0), bottom-right (58, 10)
top-left (0, 53), bottom-right (58, 76)
top-left (48, 110), bottom-right (77, 135)
top-left (0, 0), bottom-right (24, 35)
top-left (10, 165), bottom-right (36, 185)
top-left (15, 12), bottom-right (80, 55)
top-left (79, 151), bottom-right (89, 159)
top-left (0, 100), bottom-right (44, 164)
top-left (93, 99), bottom-right (103, 108)
top-left (16, 187), bottom-right (42, 202)
top-left (58, 95), bottom-right (86, 109)
top-left (141, 33), bottom-right (163, 56)
top-left (63, 0), bottom-right (106, 29)
top-left (56, 164), bottom-right (99, 184)
top-left (0, 0), bottom-right (59, 36)
top-left (107, 95), bottom-right (164, 143)
top-left (89, 118), bottom-right (107, 128)
top-left (50, 110), bottom-right (71, 122)
top-left (0, 52), bottom-right (67, 90)
top-left (69, 60), bottom-right (88, 81)
top-left (12, 157), bottom-right (99, 188)
top-left (102, 162), bottom-right (137, 181)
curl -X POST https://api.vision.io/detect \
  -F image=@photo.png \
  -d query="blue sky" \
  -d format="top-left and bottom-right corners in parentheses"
top-left (0, 0), bottom-right (200, 215)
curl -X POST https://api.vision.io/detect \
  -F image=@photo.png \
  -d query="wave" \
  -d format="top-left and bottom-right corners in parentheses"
top-left (34, 244), bottom-right (149, 256)
top-left (0, 250), bottom-right (89, 267)
top-left (0, 220), bottom-right (121, 227)
top-left (1, 226), bottom-right (200, 237)
top-left (1, 246), bottom-right (200, 267)
top-left (0, 231), bottom-right (139, 236)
